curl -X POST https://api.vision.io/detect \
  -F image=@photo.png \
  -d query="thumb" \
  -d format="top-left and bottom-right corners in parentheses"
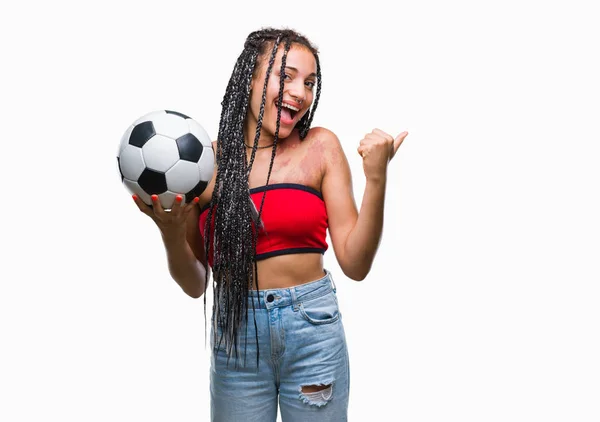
top-left (392, 131), bottom-right (408, 156)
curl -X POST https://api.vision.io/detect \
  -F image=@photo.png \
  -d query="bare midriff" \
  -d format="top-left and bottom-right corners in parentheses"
top-left (250, 253), bottom-right (325, 290)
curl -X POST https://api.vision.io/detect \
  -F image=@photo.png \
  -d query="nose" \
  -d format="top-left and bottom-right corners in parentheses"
top-left (288, 81), bottom-right (306, 104)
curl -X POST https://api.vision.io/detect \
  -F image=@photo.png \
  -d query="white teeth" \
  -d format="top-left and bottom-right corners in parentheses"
top-left (282, 103), bottom-right (299, 112)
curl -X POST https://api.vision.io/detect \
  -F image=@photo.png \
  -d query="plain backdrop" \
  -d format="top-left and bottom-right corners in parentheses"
top-left (1, 0), bottom-right (599, 421)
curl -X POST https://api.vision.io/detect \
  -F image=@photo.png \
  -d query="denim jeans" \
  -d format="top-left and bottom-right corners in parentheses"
top-left (210, 269), bottom-right (350, 421)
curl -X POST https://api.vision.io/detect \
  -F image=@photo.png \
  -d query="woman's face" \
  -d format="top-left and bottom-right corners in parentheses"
top-left (247, 43), bottom-right (317, 141)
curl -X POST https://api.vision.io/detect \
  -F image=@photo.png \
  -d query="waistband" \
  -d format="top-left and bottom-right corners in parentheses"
top-left (246, 269), bottom-right (336, 310)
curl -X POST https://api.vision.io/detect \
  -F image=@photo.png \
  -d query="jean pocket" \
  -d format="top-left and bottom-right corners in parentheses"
top-left (299, 292), bottom-right (340, 325)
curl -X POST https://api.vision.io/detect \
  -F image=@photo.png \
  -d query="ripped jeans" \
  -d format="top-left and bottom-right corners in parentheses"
top-left (210, 269), bottom-right (350, 421)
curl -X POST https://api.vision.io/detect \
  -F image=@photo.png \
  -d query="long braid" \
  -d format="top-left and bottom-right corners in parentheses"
top-left (204, 42), bottom-right (258, 362)
top-left (204, 43), bottom-right (258, 363)
top-left (204, 28), bottom-right (321, 367)
top-left (254, 38), bottom-right (291, 228)
top-left (247, 36), bottom-right (282, 173)
top-left (297, 54), bottom-right (322, 139)
top-left (245, 35), bottom-right (284, 367)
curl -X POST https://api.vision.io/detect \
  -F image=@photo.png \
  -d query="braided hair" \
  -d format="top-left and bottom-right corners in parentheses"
top-left (203, 28), bottom-right (322, 366)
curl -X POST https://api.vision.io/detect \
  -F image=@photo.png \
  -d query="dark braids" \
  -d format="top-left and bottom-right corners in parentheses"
top-left (203, 28), bottom-right (321, 367)
top-left (253, 37), bottom-right (291, 233)
top-left (297, 54), bottom-right (322, 138)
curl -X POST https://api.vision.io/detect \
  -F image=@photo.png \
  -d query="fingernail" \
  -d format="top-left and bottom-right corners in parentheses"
top-left (151, 194), bottom-right (158, 201)
top-left (132, 194), bottom-right (138, 201)
top-left (175, 195), bottom-right (183, 202)
top-left (193, 197), bottom-right (200, 203)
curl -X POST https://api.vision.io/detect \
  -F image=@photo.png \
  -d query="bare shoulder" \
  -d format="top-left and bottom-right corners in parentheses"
top-left (305, 126), bottom-right (339, 144)
top-left (307, 127), bottom-right (343, 151)
top-left (304, 127), bottom-right (347, 172)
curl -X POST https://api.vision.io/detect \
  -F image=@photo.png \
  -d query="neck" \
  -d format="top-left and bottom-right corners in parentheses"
top-left (244, 115), bottom-right (275, 148)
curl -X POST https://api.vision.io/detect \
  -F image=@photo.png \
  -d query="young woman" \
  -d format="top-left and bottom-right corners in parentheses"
top-left (133, 27), bottom-right (407, 421)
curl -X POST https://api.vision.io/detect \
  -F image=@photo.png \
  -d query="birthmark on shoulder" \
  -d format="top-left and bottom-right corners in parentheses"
top-left (277, 156), bottom-right (292, 169)
top-left (293, 137), bottom-right (324, 180)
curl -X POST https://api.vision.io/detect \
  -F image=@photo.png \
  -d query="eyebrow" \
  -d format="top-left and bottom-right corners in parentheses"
top-left (285, 66), bottom-right (317, 78)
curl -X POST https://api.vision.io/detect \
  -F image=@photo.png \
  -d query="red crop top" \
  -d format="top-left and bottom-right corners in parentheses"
top-left (198, 183), bottom-right (328, 267)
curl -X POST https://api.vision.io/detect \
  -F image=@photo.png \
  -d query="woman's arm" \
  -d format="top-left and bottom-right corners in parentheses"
top-left (320, 127), bottom-right (407, 281)
top-left (164, 158), bottom-right (218, 298)
top-left (133, 193), bottom-right (210, 299)
top-left (161, 204), bottom-right (208, 298)
top-left (133, 141), bottom-right (217, 298)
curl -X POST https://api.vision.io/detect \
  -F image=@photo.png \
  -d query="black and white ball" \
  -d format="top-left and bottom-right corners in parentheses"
top-left (117, 110), bottom-right (214, 209)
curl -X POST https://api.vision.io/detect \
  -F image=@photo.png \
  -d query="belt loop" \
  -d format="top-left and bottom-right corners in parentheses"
top-left (290, 286), bottom-right (299, 311)
top-left (328, 269), bottom-right (337, 293)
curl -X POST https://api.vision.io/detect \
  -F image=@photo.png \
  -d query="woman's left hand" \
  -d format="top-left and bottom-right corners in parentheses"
top-left (357, 129), bottom-right (408, 181)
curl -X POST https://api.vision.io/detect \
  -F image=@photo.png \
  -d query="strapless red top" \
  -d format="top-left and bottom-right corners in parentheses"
top-left (199, 183), bottom-right (328, 267)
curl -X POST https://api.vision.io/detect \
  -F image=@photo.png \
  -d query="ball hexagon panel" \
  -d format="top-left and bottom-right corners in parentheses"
top-left (165, 160), bottom-right (200, 193)
top-left (123, 178), bottom-right (152, 205)
top-left (151, 112), bottom-right (190, 140)
top-left (187, 118), bottom-right (212, 148)
top-left (129, 121), bottom-right (156, 148)
top-left (142, 134), bottom-right (180, 172)
top-left (119, 144), bottom-right (146, 181)
top-left (138, 168), bottom-right (168, 195)
top-left (176, 133), bottom-right (203, 162)
top-left (197, 146), bottom-right (215, 182)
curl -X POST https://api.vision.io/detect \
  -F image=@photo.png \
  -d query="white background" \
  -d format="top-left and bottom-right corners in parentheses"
top-left (1, 0), bottom-right (598, 421)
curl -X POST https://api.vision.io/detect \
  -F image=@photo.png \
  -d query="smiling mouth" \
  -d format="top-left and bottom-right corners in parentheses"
top-left (279, 102), bottom-right (299, 121)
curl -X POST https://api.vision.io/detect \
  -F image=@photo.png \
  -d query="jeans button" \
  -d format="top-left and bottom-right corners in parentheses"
top-left (266, 294), bottom-right (274, 303)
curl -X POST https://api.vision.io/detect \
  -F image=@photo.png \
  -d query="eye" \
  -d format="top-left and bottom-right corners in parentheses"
top-left (282, 73), bottom-right (292, 81)
top-left (305, 81), bottom-right (316, 89)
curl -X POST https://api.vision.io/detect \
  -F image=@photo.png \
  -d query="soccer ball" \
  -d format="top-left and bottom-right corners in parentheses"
top-left (117, 110), bottom-right (214, 209)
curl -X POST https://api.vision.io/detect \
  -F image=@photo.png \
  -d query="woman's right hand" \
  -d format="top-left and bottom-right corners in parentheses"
top-left (132, 194), bottom-right (200, 241)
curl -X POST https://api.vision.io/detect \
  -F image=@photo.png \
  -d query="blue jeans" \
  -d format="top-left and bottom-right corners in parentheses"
top-left (210, 270), bottom-right (350, 421)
